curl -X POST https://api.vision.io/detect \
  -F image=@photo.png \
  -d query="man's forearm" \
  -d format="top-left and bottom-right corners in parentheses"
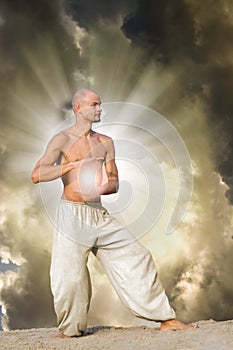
top-left (98, 180), bottom-right (119, 195)
top-left (31, 162), bottom-right (74, 184)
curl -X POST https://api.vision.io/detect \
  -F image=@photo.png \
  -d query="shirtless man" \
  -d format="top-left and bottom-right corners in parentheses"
top-left (32, 88), bottom-right (197, 337)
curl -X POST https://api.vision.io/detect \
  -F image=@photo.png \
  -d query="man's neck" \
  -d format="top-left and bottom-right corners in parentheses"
top-left (73, 117), bottom-right (93, 137)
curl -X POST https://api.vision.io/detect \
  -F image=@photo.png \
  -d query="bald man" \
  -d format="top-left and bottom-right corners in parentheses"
top-left (32, 88), bottom-right (197, 337)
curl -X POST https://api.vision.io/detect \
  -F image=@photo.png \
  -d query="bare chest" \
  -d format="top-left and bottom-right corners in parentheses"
top-left (62, 135), bottom-right (107, 162)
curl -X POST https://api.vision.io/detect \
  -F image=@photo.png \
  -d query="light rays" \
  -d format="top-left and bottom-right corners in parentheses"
top-left (0, 35), bottom-right (77, 329)
top-left (86, 20), bottom-right (143, 101)
top-left (1, 9), bottom-right (233, 331)
top-left (23, 35), bottom-right (71, 108)
top-left (3, 36), bottom-right (77, 180)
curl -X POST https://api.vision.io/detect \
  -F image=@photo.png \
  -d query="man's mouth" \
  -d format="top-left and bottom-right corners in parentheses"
top-left (94, 114), bottom-right (101, 122)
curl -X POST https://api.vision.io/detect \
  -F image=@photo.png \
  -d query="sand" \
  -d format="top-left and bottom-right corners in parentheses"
top-left (0, 320), bottom-right (232, 350)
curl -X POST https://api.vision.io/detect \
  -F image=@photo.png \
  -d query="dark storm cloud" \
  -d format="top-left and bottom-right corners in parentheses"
top-left (122, 0), bottom-right (196, 63)
top-left (122, 0), bottom-right (233, 203)
top-left (0, 0), bottom-right (84, 106)
top-left (63, 0), bottom-right (136, 29)
top-left (0, 0), bottom-right (59, 76)
top-left (122, 0), bottom-right (233, 64)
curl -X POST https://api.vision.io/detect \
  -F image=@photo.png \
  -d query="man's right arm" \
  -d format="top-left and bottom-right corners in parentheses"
top-left (31, 133), bottom-right (77, 184)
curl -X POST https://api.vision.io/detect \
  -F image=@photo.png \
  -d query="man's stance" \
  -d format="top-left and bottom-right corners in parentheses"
top-left (32, 88), bottom-right (196, 337)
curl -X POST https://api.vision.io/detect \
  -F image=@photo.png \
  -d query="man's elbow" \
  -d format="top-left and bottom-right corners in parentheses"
top-left (31, 170), bottom-right (39, 184)
top-left (113, 181), bottom-right (119, 193)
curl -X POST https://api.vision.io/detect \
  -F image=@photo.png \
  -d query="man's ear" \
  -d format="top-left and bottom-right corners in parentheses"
top-left (73, 103), bottom-right (80, 113)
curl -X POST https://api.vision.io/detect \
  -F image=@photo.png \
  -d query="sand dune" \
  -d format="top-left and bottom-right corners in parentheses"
top-left (0, 320), bottom-right (232, 350)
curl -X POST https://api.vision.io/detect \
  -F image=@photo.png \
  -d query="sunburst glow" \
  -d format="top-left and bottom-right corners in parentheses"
top-left (1, 3), bottom-right (233, 331)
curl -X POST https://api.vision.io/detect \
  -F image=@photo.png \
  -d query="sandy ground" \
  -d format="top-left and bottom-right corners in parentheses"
top-left (0, 320), bottom-right (232, 350)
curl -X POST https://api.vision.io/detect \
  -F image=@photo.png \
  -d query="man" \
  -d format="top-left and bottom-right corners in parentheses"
top-left (32, 88), bottom-right (197, 337)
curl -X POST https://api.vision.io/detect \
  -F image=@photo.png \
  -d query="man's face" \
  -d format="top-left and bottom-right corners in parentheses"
top-left (78, 93), bottom-right (102, 123)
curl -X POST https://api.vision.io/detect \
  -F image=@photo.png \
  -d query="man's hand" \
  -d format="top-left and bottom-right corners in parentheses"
top-left (77, 157), bottom-right (104, 199)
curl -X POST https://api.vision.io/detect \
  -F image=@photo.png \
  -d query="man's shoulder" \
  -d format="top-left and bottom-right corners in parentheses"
top-left (94, 131), bottom-right (113, 142)
top-left (48, 130), bottom-right (70, 148)
top-left (54, 129), bottom-right (71, 140)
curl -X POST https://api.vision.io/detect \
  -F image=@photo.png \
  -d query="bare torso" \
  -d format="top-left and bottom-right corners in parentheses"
top-left (60, 130), bottom-right (108, 202)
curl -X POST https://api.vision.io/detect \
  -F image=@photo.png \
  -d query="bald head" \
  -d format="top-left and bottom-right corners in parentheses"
top-left (72, 88), bottom-right (99, 110)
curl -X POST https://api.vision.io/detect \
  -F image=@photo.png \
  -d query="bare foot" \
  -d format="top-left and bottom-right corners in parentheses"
top-left (55, 332), bottom-right (70, 338)
top-left (160, 319), bottom-right (198, 331)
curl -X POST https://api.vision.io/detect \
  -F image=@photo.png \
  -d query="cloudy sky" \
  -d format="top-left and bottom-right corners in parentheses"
top-left (0, 0), bottom-right (233, 330)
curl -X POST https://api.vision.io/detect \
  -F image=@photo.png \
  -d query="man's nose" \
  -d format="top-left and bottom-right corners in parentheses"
top-left (97, 105), bottom-right (102, 112)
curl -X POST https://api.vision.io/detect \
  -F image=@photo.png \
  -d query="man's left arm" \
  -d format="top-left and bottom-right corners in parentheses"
top-left (98, 138), bottom-right (119, 195)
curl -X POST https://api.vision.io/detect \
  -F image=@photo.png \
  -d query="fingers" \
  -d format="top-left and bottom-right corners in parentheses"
top-left (84, 156), bottom-right (104, 161)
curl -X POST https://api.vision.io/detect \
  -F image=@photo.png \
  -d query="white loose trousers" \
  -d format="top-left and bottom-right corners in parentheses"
top-left (50, 200), bottom-right (176, 336)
